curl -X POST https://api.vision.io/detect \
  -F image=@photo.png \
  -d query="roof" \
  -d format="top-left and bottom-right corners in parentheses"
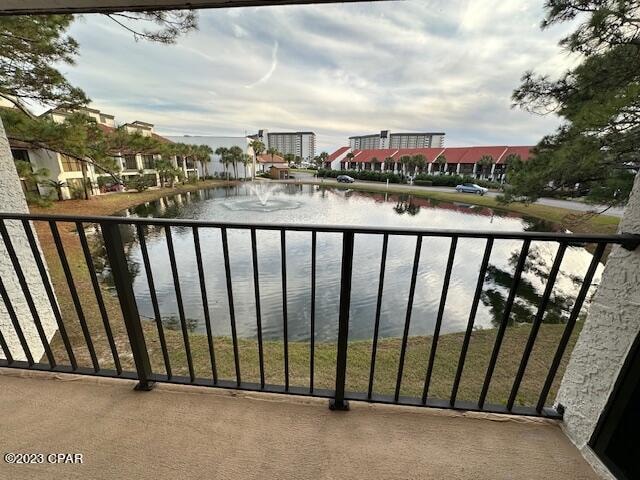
top-left (351, 149), bottom-right (399, 163)
top-left (266, 131), bottom-right (315, 136)
top-left (349, 132), bottom-right (446, 139)
top-left (336, 146), bottom-right (534, 164)
top-left (257, 153), bottom-right (285, 163)
top-left (152, 133), bottom-right (173, 144)
top-left (390, 148), bottom-right (446, 162)
top-left (328, 146), bottom-right (350, 161)
top-left (130, 120), bottom-right (154, 128)
top-left (389, 132), bottom-right (446, 137)
top-left (500, 146), bottom-right (534, 164)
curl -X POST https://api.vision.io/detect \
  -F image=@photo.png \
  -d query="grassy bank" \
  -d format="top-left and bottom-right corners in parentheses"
top-left (23, 180), bottom-right (586, 408)
top-left (305, 180), bottom-right (620, 235)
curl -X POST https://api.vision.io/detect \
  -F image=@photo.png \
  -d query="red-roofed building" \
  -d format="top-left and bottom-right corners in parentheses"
top-left (325, 146), bottom-right (350, 169)
top-left (326, 145), bottom-right (534, 181)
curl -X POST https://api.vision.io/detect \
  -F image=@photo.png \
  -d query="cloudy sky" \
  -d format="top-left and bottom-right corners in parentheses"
top-left (63, 0), bottom-right (579, 152)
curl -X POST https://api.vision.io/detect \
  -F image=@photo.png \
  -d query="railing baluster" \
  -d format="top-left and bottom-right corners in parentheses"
top-left (0, 275), bottom-right (33, 365)
top-left (450, 238), bottom-right (493, 406)
top-left (101, 222), bottom-right (153, 390)
top-left (136, 224), bottom-right (172, 379)
top-left (165, 225), bottom-right (195, 382)
top-left (507, 242), bottom-right (567, 411)
top-left (0, 220), bottom-right (54, 366)
top-left (76, 222), bottom-right (121, 375)
top-left (193, 226), bottom-right (218, 384)
top-left (330, 231), bottom-right (354, 411)
top-left (422, 236), bottom-right (458, 403)
top-left (250, 228), bottom-right (265, 389)
top-left (0, 211), bottom-right (628, 418)
top-left (21, 220), bottom-right (76, 369)
top-left (368, 233), bottom-right (389, 400)
top-left (221, 227), bottom-right (241, 386)
top-left (478, 239), bottom-right (531, 409)
top-left (536, 242), bottom-right (605, 413)
top-left (50, 221), bottom-right (100, 372)
top-left (281, 230), bottom-right (289, 391)
top-left (0, 317), bottom-right (13, 364)
top-left (310, 231), bottom-right (317, 394)
top-left (394, 235), bottom-right (423, 403)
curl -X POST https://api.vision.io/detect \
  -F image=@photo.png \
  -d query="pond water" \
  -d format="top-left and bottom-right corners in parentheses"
top-left (98, 183), bottom-right (602, 342)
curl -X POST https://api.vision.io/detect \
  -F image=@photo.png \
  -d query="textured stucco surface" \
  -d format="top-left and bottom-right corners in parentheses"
top-left (0, 370), bottom-right (598, 480)
top-left (557, 173), bottom-right (640, 453)
top-left (0, 118), bottom-right (58, 362)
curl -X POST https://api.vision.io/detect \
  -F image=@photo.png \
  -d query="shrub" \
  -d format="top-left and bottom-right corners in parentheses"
top-left (413, 174), bottom-right (501, 189)
top-left (317, 168), bottom-right (404, 184)
top-left (414, 180), bottom-right (433, 187)
top-left (25, 192), bottom-right (53, 208)
top-left (124, 175), bottom-right (151, 192)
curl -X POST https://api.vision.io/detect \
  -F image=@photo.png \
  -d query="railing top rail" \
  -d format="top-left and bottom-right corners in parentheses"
top-left (1, 211), bottom-right (638, 246)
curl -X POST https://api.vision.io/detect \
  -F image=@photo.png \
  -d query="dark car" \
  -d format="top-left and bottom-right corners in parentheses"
top-left (337, 175), bottom-right (355, 183)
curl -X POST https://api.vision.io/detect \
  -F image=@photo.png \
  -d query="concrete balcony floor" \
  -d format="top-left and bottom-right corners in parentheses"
top-left (0, 369), bottom-right (597, 480)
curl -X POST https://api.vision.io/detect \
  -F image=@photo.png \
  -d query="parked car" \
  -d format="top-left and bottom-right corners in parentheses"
top-left (455, 183), bottom-right (488, 195)
top-left (337, 175), bottom-right (355, 183)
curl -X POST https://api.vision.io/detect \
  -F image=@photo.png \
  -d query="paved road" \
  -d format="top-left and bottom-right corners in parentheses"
top-left (284, 172), bottom-right (625, 218)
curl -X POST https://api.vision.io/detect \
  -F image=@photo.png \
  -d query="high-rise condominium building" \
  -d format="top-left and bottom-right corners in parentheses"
top-left (253, 129), bottom-right (316, 161)
top-left (349, 130), bottom-right (445, 150)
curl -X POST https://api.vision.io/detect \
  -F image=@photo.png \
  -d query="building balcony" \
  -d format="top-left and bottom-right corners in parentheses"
top-left (0, 369), bottom-right (599, 480)
top-left (0, 213), bottom-right (637, 479)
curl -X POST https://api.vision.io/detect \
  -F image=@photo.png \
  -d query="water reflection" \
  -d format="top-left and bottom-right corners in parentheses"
top-left (90, 184), bottom-right (602, 341)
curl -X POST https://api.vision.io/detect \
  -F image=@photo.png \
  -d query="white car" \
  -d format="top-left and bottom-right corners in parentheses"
top-left (455, 183), bottom-right (488, 195)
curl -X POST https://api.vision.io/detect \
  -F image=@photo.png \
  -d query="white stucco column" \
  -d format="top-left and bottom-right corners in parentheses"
top-left (490, 163), bottom-right (496, 180)
top-left (556, 172), bottom-right (640, 472)
top-left (427, 163), bottom-right (432, 174)
top-left (0, 117), bottom-right (58, 363)
top-left (456, 163), bottom-right (461, 174)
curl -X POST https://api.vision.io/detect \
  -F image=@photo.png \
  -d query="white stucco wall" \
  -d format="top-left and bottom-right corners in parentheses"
top-left (166, 135), bottom-right (252, 178)
top-left (556, 172), bottom-right (640, 475)
top-left (0, 118), bottom-right (58, 363)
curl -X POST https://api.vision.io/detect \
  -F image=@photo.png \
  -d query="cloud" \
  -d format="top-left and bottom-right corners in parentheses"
top-left (245, 40), bottom-right (279, 88)
top-left (63, 0), bottom-right (580, 152)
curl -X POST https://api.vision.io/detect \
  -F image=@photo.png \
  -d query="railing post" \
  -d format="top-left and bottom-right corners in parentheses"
top-left (101, 222), bottom-right (154, 391)
top-left (329, 231), bottom-right (354, 411)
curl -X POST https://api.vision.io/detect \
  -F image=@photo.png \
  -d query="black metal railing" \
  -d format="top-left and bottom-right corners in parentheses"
top-left (0, 212), bottom-right (637, 417)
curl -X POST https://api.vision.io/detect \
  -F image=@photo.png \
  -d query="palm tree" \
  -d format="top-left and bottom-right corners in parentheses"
top-left (266, 147), bottom-right (279, 167)
top-left (215, 146), bottom-right (230, 180)
top-left (399, 155), bottom-right (412, 176)
top-left (477, 155), bottom-right (495, 178)
top-left (46, 179), bottom-right (67, 201)
top-left (318, 151), bottom-right (329, 168)
top-left (412, 154), bottom-right (426, 174)
top-left (345, 152), bottom-right (355, 170)
top-left (228, 145), bottom-right (244, 179)
top-left (284, 153), bottom-right (296, 165)
top-left (198, 144), bottom-right (213, 178)
top-left (385, 156), bottom-right (394, 173)
top-left (242, 153), bottom-right (252, 179)
top-left (250, 140), bottom-right (265, 179)
top-left (434, 155), bottom-right (447, 174)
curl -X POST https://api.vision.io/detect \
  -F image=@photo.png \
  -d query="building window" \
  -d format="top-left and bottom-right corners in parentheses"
top-left (11, 148), bottom-right (30, 163)
top-left (142, 154), bottom-right (155, 169)
top-left (60, 154), bottom-right (83, 172)
top-left (124, 154), bottom-right (138, 170)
